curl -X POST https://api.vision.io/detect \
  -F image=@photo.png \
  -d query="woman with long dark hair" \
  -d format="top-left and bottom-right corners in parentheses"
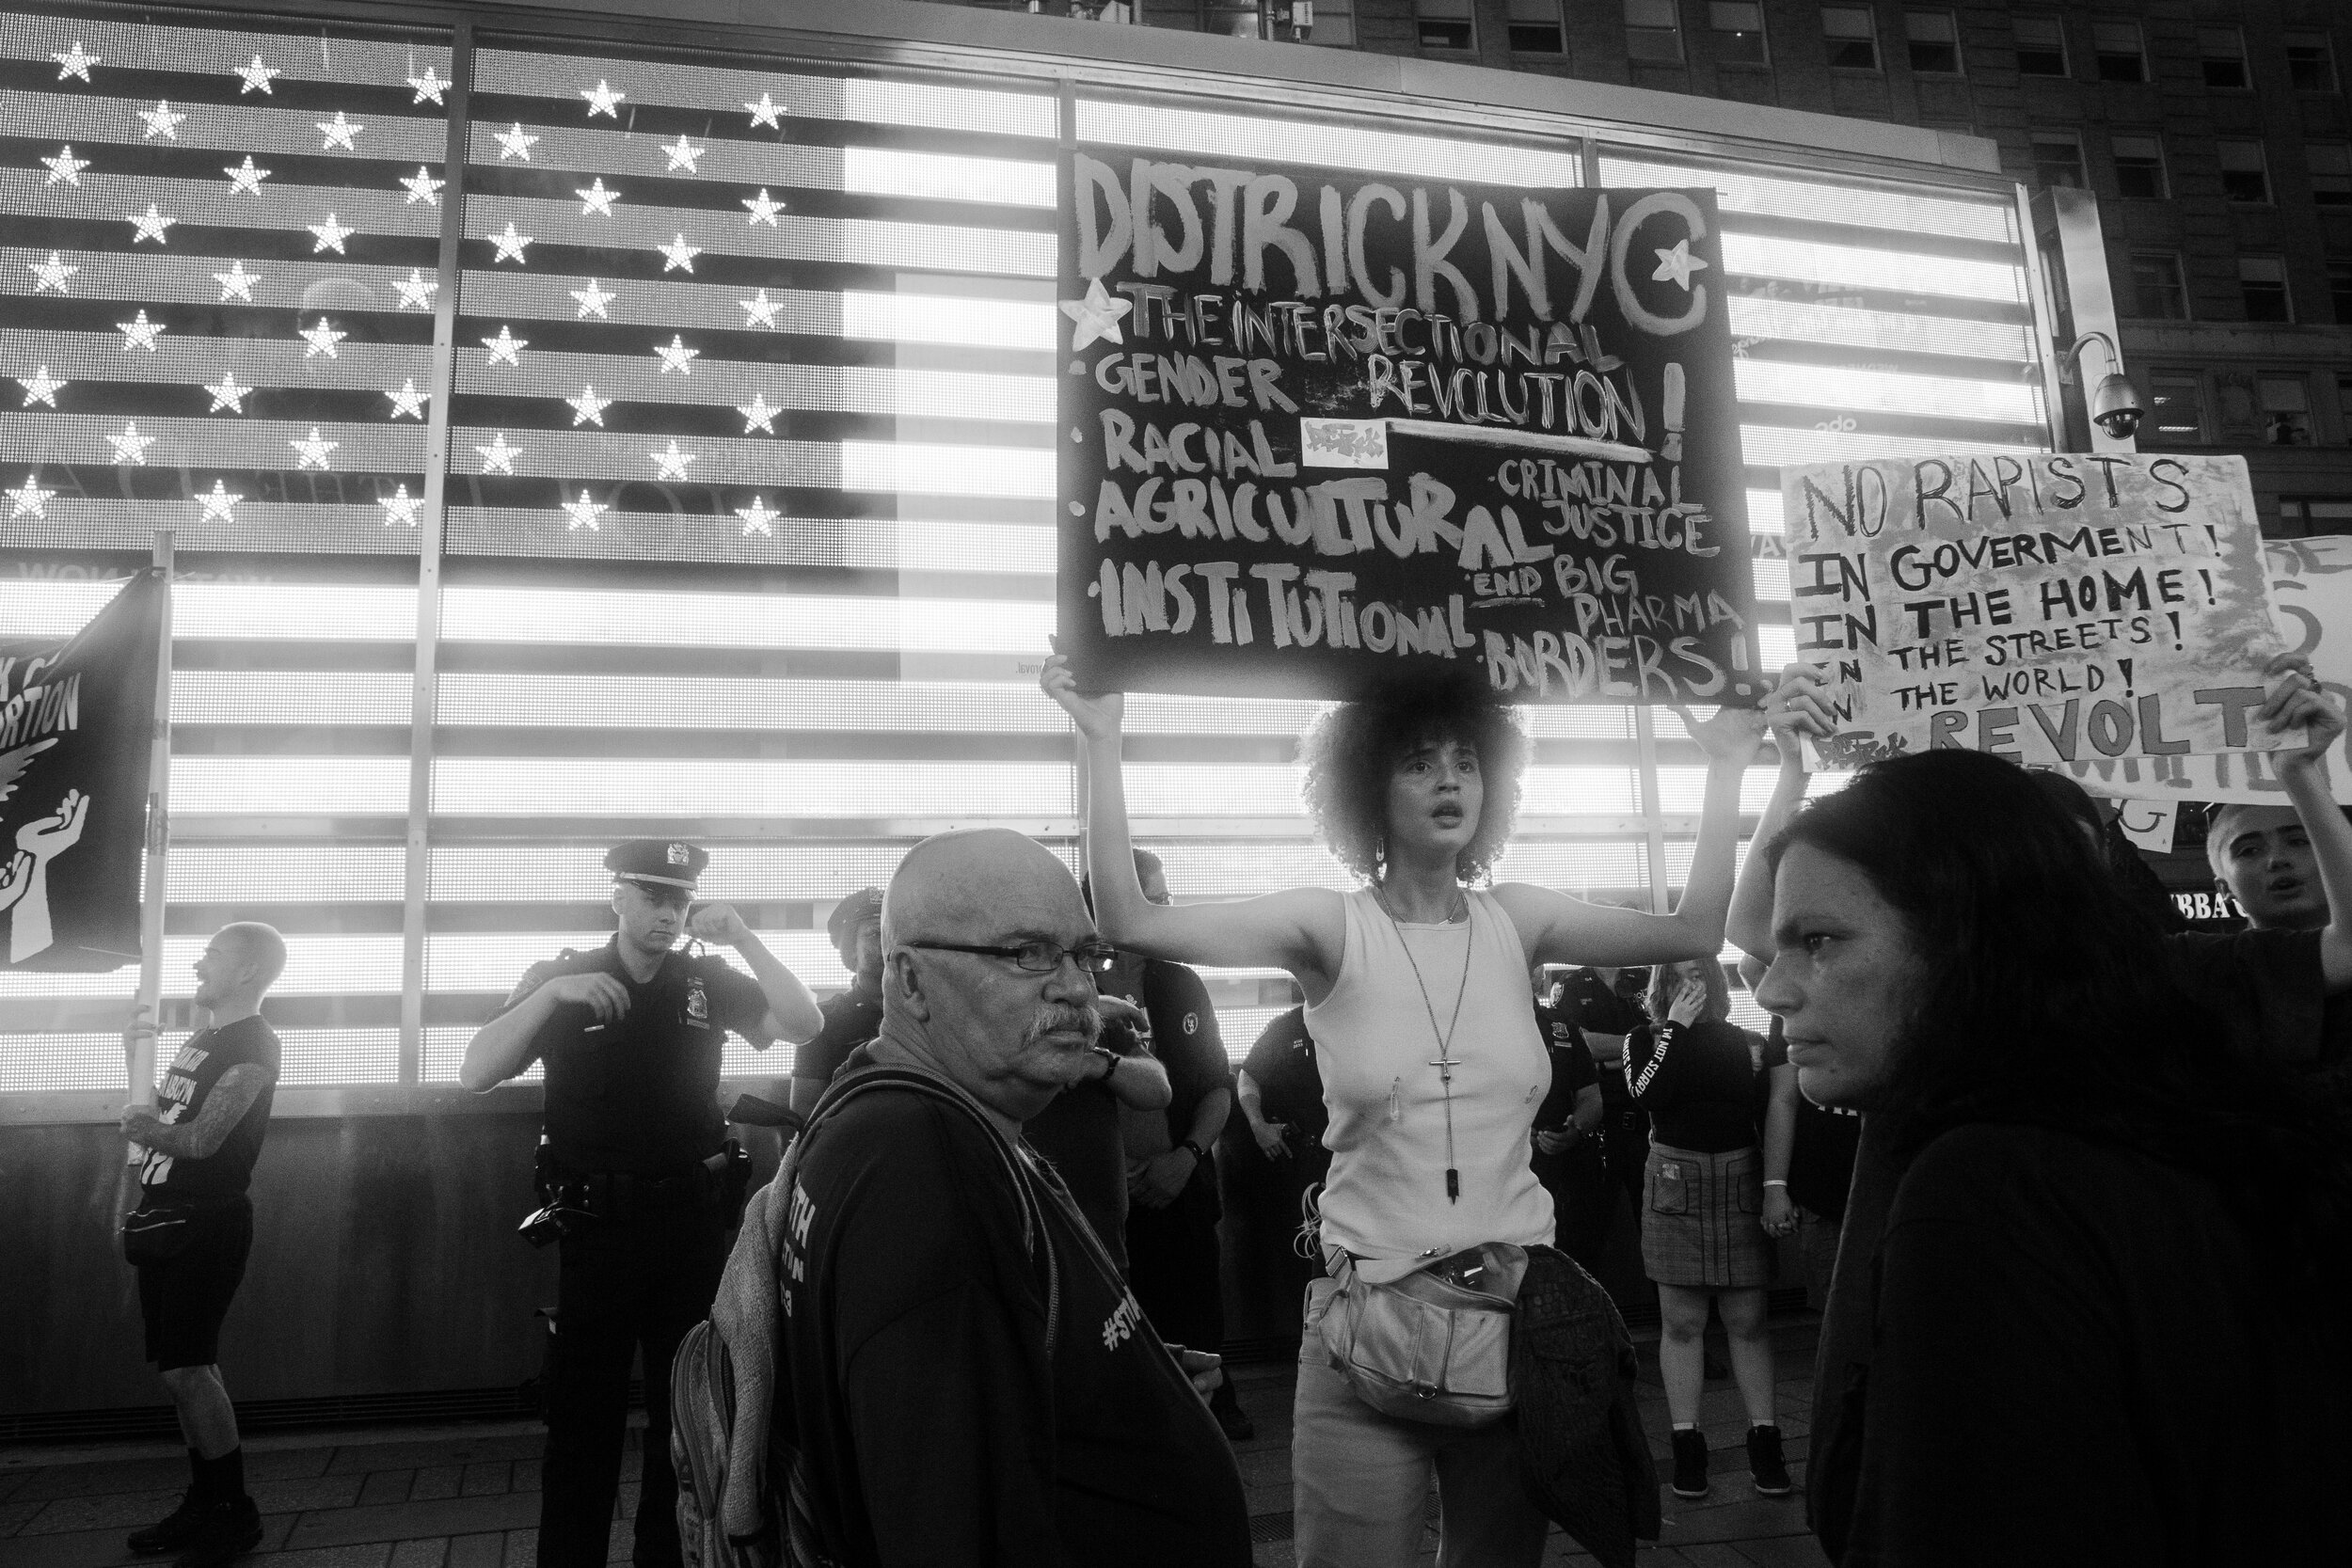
top-left (1042, 656), bottom-right (1772, 1568)
top-left (1755, 746), bottom-right (2352, 1562)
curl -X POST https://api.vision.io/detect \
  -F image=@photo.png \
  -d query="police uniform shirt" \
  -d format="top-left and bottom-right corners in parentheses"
top-left (499, 937), bottom-right (767, 1175)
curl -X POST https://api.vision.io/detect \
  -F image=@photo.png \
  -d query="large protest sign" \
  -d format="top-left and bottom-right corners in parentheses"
top-left (1784, 453), bottom-right (2290, 769)
top-left (1056, 148), bottom-right (1762, 705)
top-left (2059, 532), bottom-right (2352, 803)
top-left (0, 570), bottom-right (167, 971)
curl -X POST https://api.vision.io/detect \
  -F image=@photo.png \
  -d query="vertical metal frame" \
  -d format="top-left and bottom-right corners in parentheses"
top-left (2016, 182), bottom-right (2071, 456)
top-left (398, 24), bottom-right (473, 1084)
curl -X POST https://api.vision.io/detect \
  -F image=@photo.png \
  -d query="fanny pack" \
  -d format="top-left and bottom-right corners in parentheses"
top-left (120, 1198), bottom-right (225, 1266)
top-left (1314, 1242), bottom-right (1527, 1428)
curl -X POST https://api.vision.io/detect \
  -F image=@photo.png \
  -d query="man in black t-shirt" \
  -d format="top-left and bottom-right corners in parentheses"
top-left (788, 886), bottom-right (884, 1115)
top-left (777, 828), bottom-right (1250, 1567)
top-left (115, 923), bottom-right (287, 1568)
top-left (1232, 1005), bottom-right (1328, 1340)
top-left (462, 841), bottom-right (823, 1568)
top-left (1529, 985), bottom-right (1612, 1275)
top-left (1558, 965), bottom-right (1653, 1232)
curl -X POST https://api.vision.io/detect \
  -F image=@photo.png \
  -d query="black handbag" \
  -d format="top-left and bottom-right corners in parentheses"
top-left (120, 1201), bottom-right (208, 1266)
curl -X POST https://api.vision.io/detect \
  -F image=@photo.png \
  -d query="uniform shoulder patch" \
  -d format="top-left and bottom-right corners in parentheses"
top-left (504, 952), bottom-right (585, 1008)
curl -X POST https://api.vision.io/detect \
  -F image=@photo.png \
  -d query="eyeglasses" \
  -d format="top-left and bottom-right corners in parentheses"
top-left (898, 940), bottom-right (1120, 974)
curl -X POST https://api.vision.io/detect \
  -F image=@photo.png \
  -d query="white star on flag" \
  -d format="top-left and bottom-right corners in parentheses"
top-left (577, 178), bottom-right (620, 216)
top-left (128, 204), bottom-right (175, 245)
top-left (580, 79), bottom-right (626, 117)
top-left (225, 155), bottom-right (270, 195)
top-left (742, 188), bottom-right (785, 227)
top-left (1651, 240), bottom-right (1708, 291)
top-left (650, 441), bottom-right (696, 481)
top-left (393, 268), bottom-right (437, 310)
top-left (138, 101), bottom-right (185, 140)
top-left (205, 373), bottom-right (251, 413)
top-left (214, 261), bottom-right (260, 301)
top-left (570, 279), bottom-right (616, 320)
top-left (494, 123), bottom-right (539, 161)
top-left (562, 489), bottom-right (610, 530)
top-left (6, 473), bottom-right (56, 520)
top-left (317, 112), bottom-right (363, 150)
top-left (660, 135), bottom-right (705, 173)
top-left (657, 234), bottom-right (702, 273)
top-left (289, 428), bottom-right (339, 469)
top-left (106, 423), bottom-right (156, 465)
top-left (736, 392), bottom-right (780, 434)
top-left (482, 325), bottom-right (528, 366)
top-left (407, 68), bottom-right (449, 105)
top-left (41, 146), bottom-right (90, 185)
top-left (1059, 277), bottom-right (1132, 351)
top-left (386, 379), bottom-right (429, 420)
top-left (734, 496), bottom-right (780, 536)
top-left (29, 253), bottom-right (78, 294)
top-left (489, 223), bottom-right (533, 264)
top-left (745, 92), bottom-right (787, 129)
top-left (51, 41), bottom-right (100, 82)
top-left (739, 289), bottom-right (781, 329)
top-left (195, 479), bottom-right (244, 523)
top-left (654, 335), bottom-right (699, 374)
top-left (118, 310), bottom-right (167, 351)
top-left (476, 433), bottom-right (522, 474)
top-left (379, 483), bottom-right (423, 526)
top-left (15, 368), bottom-right (66, 408)
top-left (566, 386), bottom-right (612, 426)
top-left (232, 54), bottom-right (280, 93)
top-left (298, 317), bottom-right (347, 358)
top-left (309, 214), bottom-right (356, 253)
top-left (400, 166), bottom-right (445, 206)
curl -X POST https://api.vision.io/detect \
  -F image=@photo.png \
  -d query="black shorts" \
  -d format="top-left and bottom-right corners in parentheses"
top-left (136, 1196), bottom-right (254, 1371)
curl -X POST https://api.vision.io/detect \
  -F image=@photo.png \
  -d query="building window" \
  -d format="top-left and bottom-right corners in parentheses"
top-left (1821, 5), bottom-right (1879, 70)
top-left (2091, 20), bottom-right (2145, 83)
top-left (1626, 0), bottom-right (1683, 62)
top-left (1303, 0), bottom-right (1358, 45)
top-left (2013, 15), bottom-right (2067, 76)
top-left (2199, 26), bottom-right (2248, 88)
top-left (1417, 0), bottom-right (1472, 49)
top-left (1507, 0), bottom-right (1563, 52)
top-left (2241, 257), bottom-right (2293, 323)
top-left (2147, 374), bottom-right (2205, 443)
top-left (1905, 11), bottom-right (1961, 73)
top-left (2130, 252), bottom-right (2188, 319)
top-left (2262, 376), bottom-right (2312, 446)
top-left (2031, 131), bottom-right (2086, 190)
top-left (1709, 2), bottom-right (1769, 65)
top-left (2280, 499), bottom-right (2352, 538)
top-left (2113, 134), bottom-right (2167, 199)
top-left (2312, 144), bottom-right (2352, 207)
top-left (2218, 141), bottom-right (2271, 204)
top-left (2288, 32), bottom-right (2339, 93)
top-left (2330, 261), bottom-right (2352, 323)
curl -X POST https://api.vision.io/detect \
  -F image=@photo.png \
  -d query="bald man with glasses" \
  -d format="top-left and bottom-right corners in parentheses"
top-left (768, 828), bottom-right (1248, 1568)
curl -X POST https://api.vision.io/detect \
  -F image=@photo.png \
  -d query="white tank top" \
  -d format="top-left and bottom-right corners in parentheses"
top-left (1304, 886), bottom-right (1553, 1266)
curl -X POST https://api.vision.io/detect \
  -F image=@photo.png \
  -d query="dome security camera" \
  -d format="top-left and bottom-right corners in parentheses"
top-left (2090, 372), bottom-right (2144, 441)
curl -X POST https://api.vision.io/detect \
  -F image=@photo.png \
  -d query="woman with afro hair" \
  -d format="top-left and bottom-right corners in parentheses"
top-left (1042, 655), bottom-right (1777, 1568)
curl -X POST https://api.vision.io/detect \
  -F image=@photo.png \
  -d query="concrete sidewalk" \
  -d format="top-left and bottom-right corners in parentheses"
top-left (0, 1318), bottom-right (1829, 1568)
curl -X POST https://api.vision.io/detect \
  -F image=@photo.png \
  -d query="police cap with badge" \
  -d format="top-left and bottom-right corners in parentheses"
top-left (607, 838), bottom-right (707, 892)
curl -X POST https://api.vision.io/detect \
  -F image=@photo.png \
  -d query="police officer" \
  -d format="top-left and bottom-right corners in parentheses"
top-left (459, 841), bottom-right (821, 1568)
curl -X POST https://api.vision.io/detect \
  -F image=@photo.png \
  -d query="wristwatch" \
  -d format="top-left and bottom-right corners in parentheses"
top-left (1180, 1137), bottom-right (1207, 1163)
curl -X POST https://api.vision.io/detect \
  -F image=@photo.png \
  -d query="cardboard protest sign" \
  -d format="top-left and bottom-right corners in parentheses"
top-left (1783, 453), bottom-right (2289, 769)
top-left (2058, 531), bottom-right (2352, 803)
top-left (0, 570), bottom-right (167, 971)
top-left (1056, 147), bottom-right (1761, 705)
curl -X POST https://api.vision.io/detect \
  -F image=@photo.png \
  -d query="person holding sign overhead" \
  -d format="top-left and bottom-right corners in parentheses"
top-left (1042, 653), bottom-right (1780, 1568)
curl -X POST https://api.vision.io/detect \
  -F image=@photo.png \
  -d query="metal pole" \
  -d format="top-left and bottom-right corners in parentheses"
top-left (125, 530), bottom-right (176, 1162)
top-left (1632, 705), bottom-right (1670, 915)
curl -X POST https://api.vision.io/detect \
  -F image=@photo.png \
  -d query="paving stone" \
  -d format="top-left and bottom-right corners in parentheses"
top-left (444, 1531), bottom-right (504, 1568)
top-left (258, 1544), bottom-right (393, 1568)
top-left (409, 1468), bottom-right (463, 1503)
top-left (501, 1528), bottom-right (536, 1568)
top-left (1731, 1534), bottom-right (1834, 1566)
top-left (509, 1462), bottom-right (540, 1495)
top-left (0, 1525), bottom-right (151, 1568)
top-left (1677, 1544), bottom-right (1762, 1567)
top-left (249, 1476), bottom-right (366, 1513)
top-left (247, 1449), bottom-right (335, 1481)
top-left (12, 1461), bottom-right (188, 1503)
top-left (388, 1538), bottom-right (450, 1568)
top-left (0, 1470), bottom-right (35, 1504)
top-left (459, 1464), bottom-right (511, 1498)
top-left (19, 1490), bottom-right (184, 1535)
top-left (280, 1495), bottom-right (538, 1551)
top-left (2, 1498), bottom-right (50, 1535)
top-left (356, 1471), bottom-right (415, 1509)
top-left (325, 1438), bottom-right (544, 1478)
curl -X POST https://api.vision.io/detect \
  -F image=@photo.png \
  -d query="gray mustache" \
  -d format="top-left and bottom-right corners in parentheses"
top-left (1025, 1006), bottom-right (1102, 1047)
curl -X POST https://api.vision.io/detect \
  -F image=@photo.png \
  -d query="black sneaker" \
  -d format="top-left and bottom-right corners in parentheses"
top-left (1208, 1378), bottom-right (1255, 1442)
top-left (127, 1490), bottom-right (207, 1555)
top-left (1748, 1423), bottom-right (1792, 1497)
top-left (172, 1499), bottom-right (262, 1568)
top-left (1670, 1428), bottom-right (1710, 1499)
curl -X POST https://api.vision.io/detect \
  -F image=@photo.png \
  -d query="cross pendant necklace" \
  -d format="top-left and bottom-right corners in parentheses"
top-left (1375, 880), bottom-right (1474, 1204)
top-left (1429, 1051), bottom-right (1466, 1201)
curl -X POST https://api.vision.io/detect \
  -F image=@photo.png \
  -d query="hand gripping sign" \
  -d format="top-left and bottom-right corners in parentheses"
top-left (1782, 452), bottom-right (2296, 770)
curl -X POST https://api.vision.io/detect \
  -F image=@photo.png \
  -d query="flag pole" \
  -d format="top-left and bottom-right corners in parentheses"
top-left (125, 531), bottom-right (175, 1162)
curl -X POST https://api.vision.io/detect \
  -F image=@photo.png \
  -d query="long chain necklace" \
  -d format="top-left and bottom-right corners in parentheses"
top-left (1373, 879), bottom-right (1474, 1203)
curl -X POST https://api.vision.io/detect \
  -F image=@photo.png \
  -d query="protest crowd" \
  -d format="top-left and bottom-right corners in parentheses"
top-left (103, 644), bottom-right (2352, 1568)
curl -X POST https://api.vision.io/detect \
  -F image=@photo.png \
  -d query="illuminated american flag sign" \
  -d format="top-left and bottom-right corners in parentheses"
top-left (0, 9), bottom-right (451, 552)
